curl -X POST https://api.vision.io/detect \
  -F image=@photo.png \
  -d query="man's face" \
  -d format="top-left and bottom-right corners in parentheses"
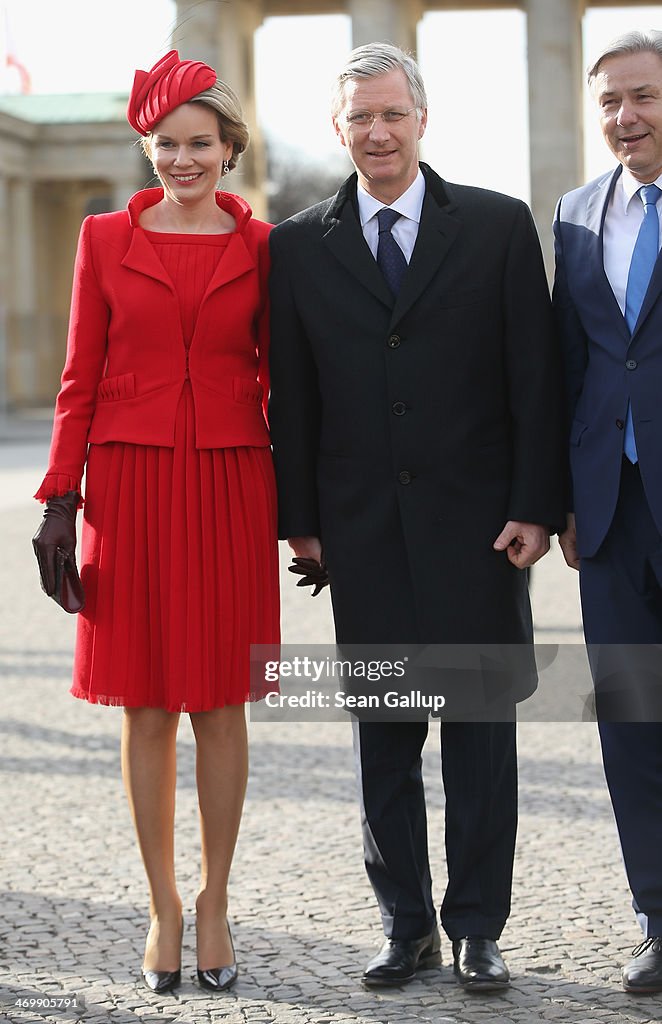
top-left (594, 50), bottom-right (662, 182)
top-left (333, 68), bottom-right (427, 204)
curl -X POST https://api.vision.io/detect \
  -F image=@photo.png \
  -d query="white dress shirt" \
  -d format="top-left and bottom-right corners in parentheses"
top-left (603, 167), bottom-right (662, 314)
top-left (357, 169), bottom-right (426, 263)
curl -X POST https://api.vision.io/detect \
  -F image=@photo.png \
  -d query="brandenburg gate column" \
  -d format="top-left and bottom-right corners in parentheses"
top-left (526, 0), bottom-right (585, 275)
top-left (8, 179), bottom-right (37, 404)
top-left (0, 175), bottom-right (8, 413)
top-left (348, 0), bottom-right (423, 53)
top-left (173, 0), bottom-right (267, 218)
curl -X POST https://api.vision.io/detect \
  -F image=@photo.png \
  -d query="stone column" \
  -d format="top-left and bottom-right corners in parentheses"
top-left (8, 178), bottom-right (37, 404)
top-left (173, 0), bottom-right (267, 217)
top-left (526, 0), bottom-right (585, 276)
top-left (0, 174), bottom-right (8, 413)
top-left (349, 0), bottom-right (423, 53)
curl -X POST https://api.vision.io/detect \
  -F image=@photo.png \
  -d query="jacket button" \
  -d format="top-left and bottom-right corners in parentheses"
top-left (626, 359), bottom-right (637, 370)
top-left (398, 470), bottom-right (412, 485)
top-left (615, 418), bottom-right (624, 429)
top-left (388, 335), bottom-right (401, 349)
top-left (392, 401), bottom-right (407, 416)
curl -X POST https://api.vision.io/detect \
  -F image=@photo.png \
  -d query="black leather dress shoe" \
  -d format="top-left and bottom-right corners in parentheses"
top-left (362, 927), bottom-right (441, 987)
top-left (452, 937), bottom-right (510, 990)
top-left (622, 937), bottom-right (662, 993)
top-left (141, 968), bottom-right (181, 994)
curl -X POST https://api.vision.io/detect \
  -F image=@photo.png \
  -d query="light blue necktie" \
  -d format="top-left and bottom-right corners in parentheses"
top-left (377, 207), bottom-right (407, 297)
top-left (623, 183), bottom-right (661, 462)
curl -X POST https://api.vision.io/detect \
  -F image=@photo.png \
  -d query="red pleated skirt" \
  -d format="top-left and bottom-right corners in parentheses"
top-left (71, 385), bottom-right (279, 711)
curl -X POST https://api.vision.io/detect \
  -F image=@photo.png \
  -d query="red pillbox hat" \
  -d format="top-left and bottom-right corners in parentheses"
top-left (127, 49), bottom-right (217, 135)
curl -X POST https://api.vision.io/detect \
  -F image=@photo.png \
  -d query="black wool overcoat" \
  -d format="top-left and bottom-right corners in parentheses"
top-left (268, 163), bottom-right (564, 650)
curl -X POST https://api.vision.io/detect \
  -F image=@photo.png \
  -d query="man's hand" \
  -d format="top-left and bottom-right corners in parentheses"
top-left (288, 536), bottom-right (323, 562)
top-left (558, 513), bottom-right (580, 570)
top-left (493, 521), bottom-right (550, 569)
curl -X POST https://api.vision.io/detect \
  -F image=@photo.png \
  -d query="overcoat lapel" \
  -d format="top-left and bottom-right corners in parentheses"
top-left (322, 168), bottom-right (463, 315)
top-left (322, 195), bottom-right (394, 308)
top-left (391, 192), bottom-right (460, 326)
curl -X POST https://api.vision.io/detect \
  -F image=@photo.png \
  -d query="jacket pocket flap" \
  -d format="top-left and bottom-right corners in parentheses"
top-left (232, 377), bottom-right (263, 404)
top-left (97, 372), bottom-right (136, 402)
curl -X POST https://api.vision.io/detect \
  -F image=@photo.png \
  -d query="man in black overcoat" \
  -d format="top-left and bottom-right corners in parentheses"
top-left (268, 42), bottom-right (564, 990)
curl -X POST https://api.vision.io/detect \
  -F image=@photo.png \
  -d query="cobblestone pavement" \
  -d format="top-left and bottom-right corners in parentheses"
top-left (2, 437), bottom-right (661, 1024)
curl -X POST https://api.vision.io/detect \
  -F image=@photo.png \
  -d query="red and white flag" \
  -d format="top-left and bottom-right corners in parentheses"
top-left (2, 4), bottom-right (31, 94)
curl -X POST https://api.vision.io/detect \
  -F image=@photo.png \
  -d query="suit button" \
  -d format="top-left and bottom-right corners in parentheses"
top-left (392, 401), bottom-right (407, 416)
top-left (616, 418), bottom-right (624, 429)
top-left (398, 470), bottom-right (412, 485)
top-left (626, 359), bottom-right (638, 370)
top-left (388, 334), bottom-right (401, 349)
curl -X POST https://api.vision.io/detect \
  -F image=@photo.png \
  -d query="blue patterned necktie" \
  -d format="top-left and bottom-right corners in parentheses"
top-left (377, 207), bottom-right (407, 296)
top-left (623, 183), bottom-right (661, 462)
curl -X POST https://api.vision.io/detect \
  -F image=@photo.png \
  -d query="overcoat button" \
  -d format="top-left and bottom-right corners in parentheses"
top-left (392, 402), bottom-right (407, 416)
top-left (626, 359), bottom-right (637, 370)
top-left (616, 419), bottom-right (624, 429)
top-left (398, 471), bottom-right (412, 485)
top-left (388, 335), bottom-right (401, 348)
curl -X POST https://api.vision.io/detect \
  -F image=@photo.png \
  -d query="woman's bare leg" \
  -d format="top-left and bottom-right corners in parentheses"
top-left (121, 707), bottom-right (182, 971)
top-left (190, 704), bottom-right (248, 969)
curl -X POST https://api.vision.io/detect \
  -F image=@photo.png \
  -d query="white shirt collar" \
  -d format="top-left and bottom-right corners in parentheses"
top-left (616, 166), bottom-right (662, 214)
top-left (357, 168), bottom-right (426, 228)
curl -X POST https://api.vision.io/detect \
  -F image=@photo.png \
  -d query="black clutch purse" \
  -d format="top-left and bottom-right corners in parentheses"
top-left (53, 546), bottom-right (85, 614)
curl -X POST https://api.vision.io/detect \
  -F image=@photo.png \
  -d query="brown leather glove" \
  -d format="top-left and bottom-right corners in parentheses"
top-left (32, 491), bottom-right (85, 612)
top-left (288, 555), bottom-right (329, 598)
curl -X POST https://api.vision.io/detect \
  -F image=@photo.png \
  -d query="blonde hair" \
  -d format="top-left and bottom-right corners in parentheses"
top-left (142, 78), bottom-right (249, 172)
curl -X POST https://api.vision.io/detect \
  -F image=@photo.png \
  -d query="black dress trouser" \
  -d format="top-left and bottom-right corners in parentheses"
top-left (352, 717), bottom-right (518, 941)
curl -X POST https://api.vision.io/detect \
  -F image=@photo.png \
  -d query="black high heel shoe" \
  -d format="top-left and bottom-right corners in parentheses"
top-left (142, 967), bottom-right (181, 994)
top-left (197, 923), bottom-right (238, 991)
top-left (142, 916), bottom-right (183, 994)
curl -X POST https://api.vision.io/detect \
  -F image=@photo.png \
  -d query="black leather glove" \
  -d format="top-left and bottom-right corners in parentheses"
top-left (32, 491), bottom-right (84, 611)
top-left (288, 555), bottom-right (329, 598)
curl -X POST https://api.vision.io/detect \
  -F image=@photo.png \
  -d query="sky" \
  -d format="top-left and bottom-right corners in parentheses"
top-left (2, 2), bottom-right (662, 202)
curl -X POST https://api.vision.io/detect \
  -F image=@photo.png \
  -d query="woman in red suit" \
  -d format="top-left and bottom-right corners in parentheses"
top-left (32, 51), bottom-right (279, 994)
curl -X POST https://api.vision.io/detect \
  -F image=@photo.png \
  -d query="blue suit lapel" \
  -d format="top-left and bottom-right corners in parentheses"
top-left (635, 210), bottom-right (662, 337)
top-left (586, 167), bottom-right (629, 344)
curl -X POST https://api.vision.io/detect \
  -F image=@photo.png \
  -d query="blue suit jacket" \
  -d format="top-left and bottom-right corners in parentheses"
top-left (553, 165), bottom-right (662, 557)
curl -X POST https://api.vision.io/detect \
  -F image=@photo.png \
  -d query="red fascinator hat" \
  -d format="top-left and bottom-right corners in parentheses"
top-left (127, 49), bottom-right (217, 135)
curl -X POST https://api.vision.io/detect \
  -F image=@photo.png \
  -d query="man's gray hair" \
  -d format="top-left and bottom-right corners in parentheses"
top-left (331, 42), bottom-right (427, 118)
top-left (587, 29), bottom-right (662, 87)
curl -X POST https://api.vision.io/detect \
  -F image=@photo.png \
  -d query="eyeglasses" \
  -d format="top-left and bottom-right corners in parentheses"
top-left (343, 108), bottom-right (418, 131)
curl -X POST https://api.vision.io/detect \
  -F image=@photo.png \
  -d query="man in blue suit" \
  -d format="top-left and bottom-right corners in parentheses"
top-left (554, 29), bottom-right (662, 993)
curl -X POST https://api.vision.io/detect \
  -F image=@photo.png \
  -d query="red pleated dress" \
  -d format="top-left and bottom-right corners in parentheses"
top-left (70, 231), bottom-right (280, 711)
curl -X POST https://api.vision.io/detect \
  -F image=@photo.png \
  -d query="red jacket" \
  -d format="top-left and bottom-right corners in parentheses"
top-left (36, 188), bottom-right (272, 500)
